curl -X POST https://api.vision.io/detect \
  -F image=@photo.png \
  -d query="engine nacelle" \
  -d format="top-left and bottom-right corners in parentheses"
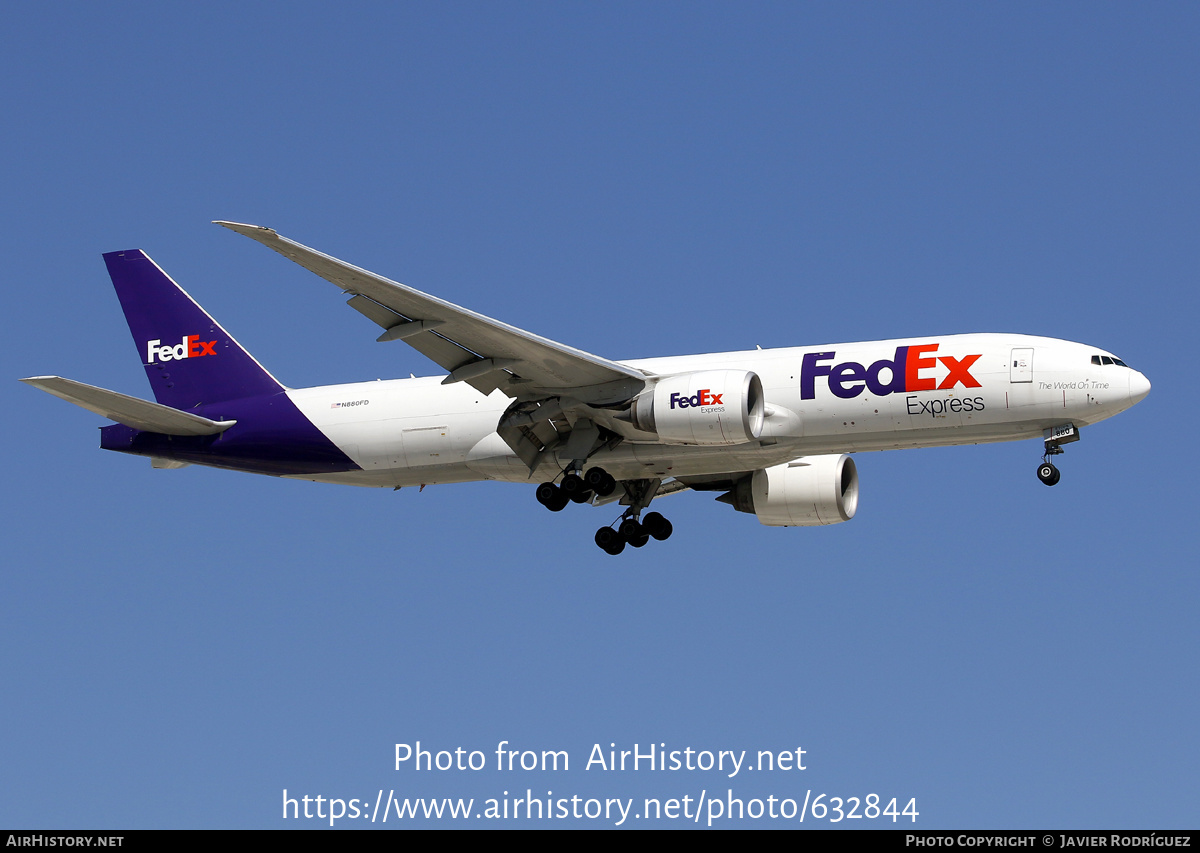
top-left (629, 370), bottom-right (765, 445)
top-left (721, 455), bottom-right (859, 526)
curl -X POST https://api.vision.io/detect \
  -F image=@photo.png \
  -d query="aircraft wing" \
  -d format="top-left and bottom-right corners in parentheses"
top-left (215, 221), bottom-right (647, 403)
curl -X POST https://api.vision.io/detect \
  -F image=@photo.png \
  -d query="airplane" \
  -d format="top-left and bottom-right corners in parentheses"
top-left (21, 222), bottom-right (1151, 555)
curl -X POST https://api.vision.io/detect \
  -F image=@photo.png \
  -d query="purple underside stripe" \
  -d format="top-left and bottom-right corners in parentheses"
top-left (99, 392), bottom-right (359, 476)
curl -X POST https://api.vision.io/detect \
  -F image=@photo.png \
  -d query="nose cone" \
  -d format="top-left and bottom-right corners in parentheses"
top-left (1128, 370), bottom-right (1151, 406)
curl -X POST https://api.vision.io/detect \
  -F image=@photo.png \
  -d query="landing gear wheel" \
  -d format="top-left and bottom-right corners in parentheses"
top-left (595, 527), bottom-right (625, 555)
top-left (1037, 462), bottom-right (1060, 486)
top-left (618, 518), bottom-right (643, 540)
top-left (628, 533), bottom-right (650, 548)
top-left (569, 488), bottom-right (594, 504)
top-left (641, 512), bottom-right (672, 541)
top-left (536, 482), bottom-right (569, 511)
top-left (584, 467), bottom-right (617, 497)
top-left (560, 472), bottom-right (586, 496)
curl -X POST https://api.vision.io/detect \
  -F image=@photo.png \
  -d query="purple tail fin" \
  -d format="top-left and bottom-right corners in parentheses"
top-left (104, 250), bottom-right (283, 408)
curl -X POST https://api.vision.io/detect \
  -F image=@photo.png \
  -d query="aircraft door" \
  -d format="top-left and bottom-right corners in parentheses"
top-left (1010, 348), bottom-right (1033, 383)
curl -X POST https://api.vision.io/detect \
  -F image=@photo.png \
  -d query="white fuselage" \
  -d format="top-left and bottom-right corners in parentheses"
top-left (285, 333), bottom-right (1150, 488)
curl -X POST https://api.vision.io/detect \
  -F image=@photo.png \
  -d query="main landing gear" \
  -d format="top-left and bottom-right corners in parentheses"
top-left (592, 477), bottom-right (673, 556)
top-left (594, 510), bottom-right (673, 555)
top-left (535, 466), bottom-right (617, 511)
top-left (535, 466), bottom-right (674, 555)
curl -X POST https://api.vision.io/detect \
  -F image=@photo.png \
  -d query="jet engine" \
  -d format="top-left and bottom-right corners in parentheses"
top-left (628, 369), bottom-right (765, 445)
top-left (719, 454), bottom-right (859, 526)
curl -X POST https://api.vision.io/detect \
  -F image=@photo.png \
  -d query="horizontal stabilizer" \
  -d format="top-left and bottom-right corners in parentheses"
top-left (20, 376), bottom-right (236, 436)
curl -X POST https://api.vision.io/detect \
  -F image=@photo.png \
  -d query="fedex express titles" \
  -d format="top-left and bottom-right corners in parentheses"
top-left (801, 342), bottom-right (986, 416)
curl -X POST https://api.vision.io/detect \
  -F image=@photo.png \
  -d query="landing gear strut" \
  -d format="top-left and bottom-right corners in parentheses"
top-left (1036, 424), bottom-right (1077, 487)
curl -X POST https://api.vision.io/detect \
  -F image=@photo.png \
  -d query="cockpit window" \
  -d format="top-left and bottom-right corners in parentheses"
top-left (1092, 354), bottom-right (1130, 367)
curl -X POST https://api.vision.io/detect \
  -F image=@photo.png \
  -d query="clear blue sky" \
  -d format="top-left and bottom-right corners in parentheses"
top-left (3, 2), bottom-right (1196, 829)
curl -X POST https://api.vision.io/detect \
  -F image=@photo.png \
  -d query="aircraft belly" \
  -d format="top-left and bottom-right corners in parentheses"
top-left (284, 463), bottom-right (482, 488)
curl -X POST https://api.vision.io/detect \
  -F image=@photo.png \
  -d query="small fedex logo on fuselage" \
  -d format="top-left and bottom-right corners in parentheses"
top-left (801, 344), bottom-right (982, 400)
top-left (146, 335), bottom-right (217, 364)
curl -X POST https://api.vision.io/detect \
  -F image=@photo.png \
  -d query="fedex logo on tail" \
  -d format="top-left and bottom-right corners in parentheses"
top-left (800, 344), bottom-right (982, 400)
top-left (146, 335), bottom-right (218, 364)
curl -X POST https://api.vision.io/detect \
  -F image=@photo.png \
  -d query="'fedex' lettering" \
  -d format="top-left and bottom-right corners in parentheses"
top-left (146, 335), bottom-right (218, 364)
top-left (801, 344), bottom-right (981, 400)
top-left (670, 389), bottom-right (724, 409)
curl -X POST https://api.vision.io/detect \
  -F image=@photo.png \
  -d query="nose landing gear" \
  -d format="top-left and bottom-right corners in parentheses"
top-left (1037, 460), bottom-right (1061, 486)
top-left (1036, 423), bottom-right (1078, 487)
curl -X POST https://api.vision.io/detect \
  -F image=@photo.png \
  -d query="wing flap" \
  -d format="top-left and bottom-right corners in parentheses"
top-left (20, 376), bottom-right (236, 436)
